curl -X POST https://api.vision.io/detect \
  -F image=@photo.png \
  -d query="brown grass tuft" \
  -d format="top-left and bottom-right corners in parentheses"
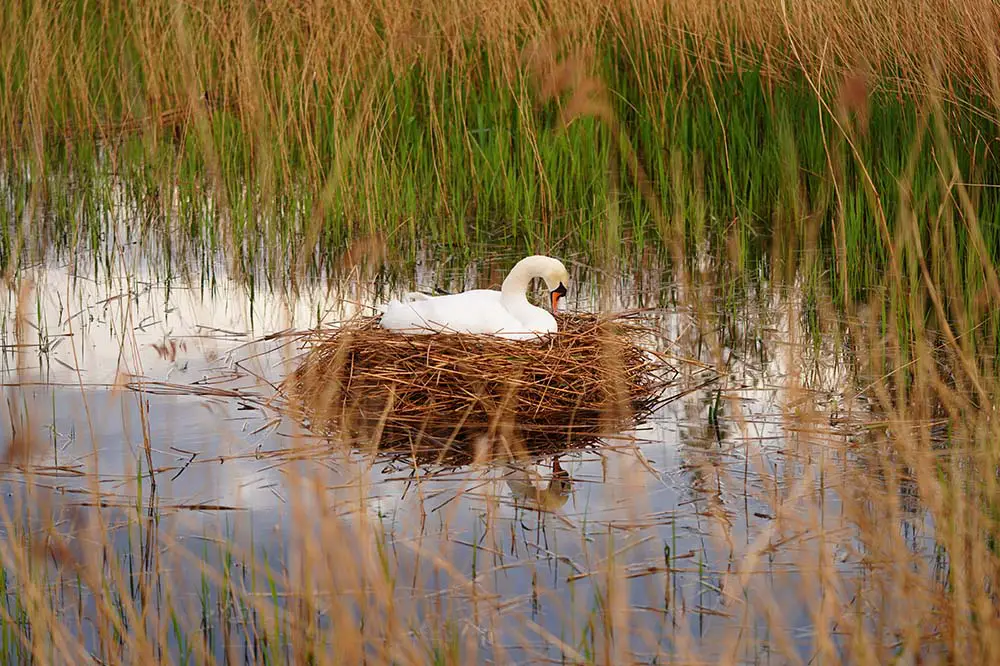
top-left (276, 312), bottom-right (678, 460)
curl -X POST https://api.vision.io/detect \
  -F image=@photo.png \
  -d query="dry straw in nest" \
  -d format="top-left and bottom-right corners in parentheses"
top-left (277, 312), bottom-right (676, 461)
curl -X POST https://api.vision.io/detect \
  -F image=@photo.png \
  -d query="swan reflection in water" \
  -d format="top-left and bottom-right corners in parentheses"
top-left (502, 456), bottom-right (572, 512)
top-left (340, 425), bottom-right (583, 513)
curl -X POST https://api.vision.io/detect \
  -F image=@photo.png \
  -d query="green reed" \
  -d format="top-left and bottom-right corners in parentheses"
top-left (3, 0), bottom-right (1000, 300)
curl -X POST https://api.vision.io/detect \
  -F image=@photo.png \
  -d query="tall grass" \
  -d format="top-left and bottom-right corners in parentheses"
top-left (3, 0), bottom-right (1000, 278)
top-left (2, 0), bottom-right (1000, 663)
top-left (5, 146), bottom-right (1000, 662)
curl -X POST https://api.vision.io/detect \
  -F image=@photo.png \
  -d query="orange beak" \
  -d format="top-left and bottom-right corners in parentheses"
top-left (550, 282), bottom-right (567, 312)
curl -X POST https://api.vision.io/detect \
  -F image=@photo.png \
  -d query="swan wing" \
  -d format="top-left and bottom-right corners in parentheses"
top-left (380, 289), bottom-right (556, 339)
top-left (381, 290), bottom-right (516, 334)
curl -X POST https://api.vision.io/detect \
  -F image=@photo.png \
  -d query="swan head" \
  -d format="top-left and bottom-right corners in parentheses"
top-left (531, 256), bottom-right (570, 311)
top-left (541, 260), bottom-right (569, 312)
top-left (504, 255), bottom-right (570, 312)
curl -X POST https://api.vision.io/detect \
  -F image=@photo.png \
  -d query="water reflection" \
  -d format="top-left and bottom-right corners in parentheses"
top-left (503, 456), bottom-right (573, 511)
top-left (0, 249), bottom-right (941, 663)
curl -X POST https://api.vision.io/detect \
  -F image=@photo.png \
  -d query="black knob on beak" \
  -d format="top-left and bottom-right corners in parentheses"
top-left (550, 282), bottom-right (567, 311)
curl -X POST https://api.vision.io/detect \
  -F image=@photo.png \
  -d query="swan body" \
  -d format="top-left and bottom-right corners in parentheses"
top-left (379, 255), bottom-right (569, 340)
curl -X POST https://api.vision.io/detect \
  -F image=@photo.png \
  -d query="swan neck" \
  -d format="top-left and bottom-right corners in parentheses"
top-left (500, 260), bottom-right (534, 303)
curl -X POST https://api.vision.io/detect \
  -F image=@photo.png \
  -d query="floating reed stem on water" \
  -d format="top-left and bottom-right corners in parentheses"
top-left (276, 313), bottom-right (678, 462)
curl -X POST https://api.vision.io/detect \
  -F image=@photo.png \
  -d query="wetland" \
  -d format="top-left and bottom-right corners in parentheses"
top-left (2, 1), bottom-right (1000, 663)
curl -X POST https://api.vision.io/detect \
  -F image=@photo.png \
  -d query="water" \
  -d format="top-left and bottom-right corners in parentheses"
top-left (0, 247), bottom-right (939, 664)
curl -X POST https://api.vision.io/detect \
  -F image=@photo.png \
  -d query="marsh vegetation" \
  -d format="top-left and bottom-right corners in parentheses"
top-left (2, 0), bottom-right (1000, 663)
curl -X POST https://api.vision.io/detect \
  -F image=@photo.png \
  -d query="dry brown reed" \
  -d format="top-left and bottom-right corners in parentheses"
top-left (277, 312), bottom-right (677, 461)
top-left (6, 0), bottom-right (1000, 155)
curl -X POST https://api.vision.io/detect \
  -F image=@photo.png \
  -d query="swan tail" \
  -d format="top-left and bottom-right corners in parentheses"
top-left (379, 300), bottom-right (437, 334)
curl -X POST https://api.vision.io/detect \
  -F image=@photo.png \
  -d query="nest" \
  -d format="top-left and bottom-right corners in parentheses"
top-left (276, 313), bottom-right (676, 465)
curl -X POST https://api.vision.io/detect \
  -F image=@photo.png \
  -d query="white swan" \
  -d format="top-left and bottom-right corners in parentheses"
top-left (379, 255), bottom-right (569, 340)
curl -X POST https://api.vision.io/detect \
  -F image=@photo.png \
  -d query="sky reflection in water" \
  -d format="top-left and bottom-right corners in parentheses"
top-left (0, 252), bottom-right (933, 663)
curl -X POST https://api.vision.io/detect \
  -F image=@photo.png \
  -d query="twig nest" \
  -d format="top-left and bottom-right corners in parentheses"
top-left (277, 313), bottom-right (676, 459)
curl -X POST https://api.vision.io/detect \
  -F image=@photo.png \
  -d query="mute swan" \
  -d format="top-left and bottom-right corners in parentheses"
top-left (379, 255), bottom-right (569, 340)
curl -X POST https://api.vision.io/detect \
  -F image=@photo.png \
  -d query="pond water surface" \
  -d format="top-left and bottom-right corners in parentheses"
top-left (0, 244), bottom-right (940, 664)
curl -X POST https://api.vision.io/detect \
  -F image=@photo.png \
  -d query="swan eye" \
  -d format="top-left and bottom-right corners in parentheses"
top-left (552, 282), bottom-right (567, 298)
